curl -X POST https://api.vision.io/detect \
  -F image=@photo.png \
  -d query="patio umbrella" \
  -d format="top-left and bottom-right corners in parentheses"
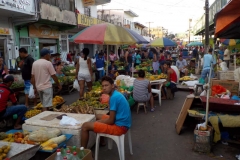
top-left (124, 28), bottom-right (149, 44)
top-left (70, 23), bottom-right (137, 45)
top-left (70, 23), bottom-right (137, 75)
top-left (187, 41), bottom-right (203, 47)
top-left (220, 39), bottom-right (240, 46)
top-left (148, 38), bottom-right (176, 47)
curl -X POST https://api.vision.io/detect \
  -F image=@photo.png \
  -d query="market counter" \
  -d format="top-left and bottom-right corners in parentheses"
top-left (22, 111), bottom-right (96, 148)
top-left (0, 141), bottom-right (39, 160)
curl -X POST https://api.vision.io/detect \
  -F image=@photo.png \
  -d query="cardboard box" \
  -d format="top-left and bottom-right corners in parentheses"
top-left (211, 79), bottom-right (239, 96)
top-left (45, 148), bottom-right (93, 160)
top-left (217, 71), bottom-right (234, 80)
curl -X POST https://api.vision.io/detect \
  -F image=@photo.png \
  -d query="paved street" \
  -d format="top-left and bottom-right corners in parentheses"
top-left (61, 90), bottom-right (239, 160)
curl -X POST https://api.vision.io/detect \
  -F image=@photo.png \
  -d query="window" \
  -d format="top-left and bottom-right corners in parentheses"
top-left (84, 7), bottom-right (91, 16)
top-left (61, 35), bottom-right (68, 52)
top-left (42, 0), bottom-right (74, 11)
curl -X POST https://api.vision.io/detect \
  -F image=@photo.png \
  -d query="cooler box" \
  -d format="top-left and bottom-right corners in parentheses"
top-left (22, 111), bottom-right (96, 148)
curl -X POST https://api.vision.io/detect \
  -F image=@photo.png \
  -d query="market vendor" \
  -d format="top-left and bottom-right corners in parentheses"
top-left (176, 55), bottom-right (188, 76)
top-left (55, 61), bottom-right (65, 77)
top-left (108, 61), bottom-right (118, 79)
top-left (0, 57), bottom-right (9, 81)
top-left (162, 61), bottom-right (177, 100)
top-left (0, 75), bottom-right (27, 129)
top-left (81, 76), bottom-right (131, 148)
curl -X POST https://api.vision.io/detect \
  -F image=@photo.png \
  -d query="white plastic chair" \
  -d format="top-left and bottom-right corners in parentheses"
top-left (95, 129), bottom-right (133, 160)
top-left (151, 83), bottom-right (163, 106)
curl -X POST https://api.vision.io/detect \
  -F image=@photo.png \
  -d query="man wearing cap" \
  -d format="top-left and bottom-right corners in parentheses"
top-left (0, 75), bottom-right (27, 129)
top-left (176, 55), bottom-right (189, 76)
top-left (201, 48), bottom-right (216, 80)
top-left (31, 48), bottom-right (62, 111)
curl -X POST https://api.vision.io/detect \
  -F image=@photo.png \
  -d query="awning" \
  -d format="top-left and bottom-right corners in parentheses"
top-left (215, 0), bottom-right (240, 38)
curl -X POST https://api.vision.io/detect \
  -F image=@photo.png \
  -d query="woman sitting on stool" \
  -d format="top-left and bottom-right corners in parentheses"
top-left (133, 70), bottom-right (155, 112)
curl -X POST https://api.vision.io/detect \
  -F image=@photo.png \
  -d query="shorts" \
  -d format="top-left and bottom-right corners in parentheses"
top-left (24, 80), bottom-right (31, 94)
top-left (78, 73), bottom-right (91, 82)
top-left (94, 115), bottom-right (128, 136)
top-left (38, 87), bottom-right (53, 108)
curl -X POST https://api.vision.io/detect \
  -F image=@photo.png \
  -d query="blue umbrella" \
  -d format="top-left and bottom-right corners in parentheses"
top-left (124, 28), bottom-right (149, 44)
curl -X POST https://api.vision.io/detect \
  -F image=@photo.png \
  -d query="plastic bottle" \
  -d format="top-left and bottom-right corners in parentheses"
top-left (78, 147), bottom-right (85, 159)
top-left (72, 152), bottom-right (80, 160)
top-left (66, 150), bottom-right (73, 160)
top-left (71, 146), bottom-right (77, 153)
top-left (61, 145), bottom-right (67, 157)
top-left (63, 157), bottom-right (68, 160)
top-left (55, 152), bottom-right (63, 160)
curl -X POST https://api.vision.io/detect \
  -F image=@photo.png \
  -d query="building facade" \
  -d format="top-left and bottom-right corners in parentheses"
top-left (0, 0), bottom-right (37, 69)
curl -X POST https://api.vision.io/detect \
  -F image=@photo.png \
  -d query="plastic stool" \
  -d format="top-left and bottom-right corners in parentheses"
top-left (95, 129), bottom-right (133, 160)
top-left (137, 102), bottom-right (147, 114)
top-left (151, 84), bottom-right (163, 106)
top-left (195, 83), bottom-right (204, 96)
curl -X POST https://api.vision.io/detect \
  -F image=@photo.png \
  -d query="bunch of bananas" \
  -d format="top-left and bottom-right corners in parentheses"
top-left (34, 103), bottom-right (43, 110)
top-left (52, 96), bottom-right (64, 107)
top-left (25, 109), bottom-right (42, 118)
top-left (179, 76), bottom-right (193, 81)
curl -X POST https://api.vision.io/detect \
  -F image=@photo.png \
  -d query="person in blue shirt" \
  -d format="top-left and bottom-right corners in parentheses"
top-left (108, 61), bottom-right (118, 79)
top-left (95, 52), bottom-right (105, 81)
top-left (80, 76), bottom-right (131, 148)
top-left (201, 48), bottom-right (216, 80)
top-left (218, 46), bottom-right (224, 61)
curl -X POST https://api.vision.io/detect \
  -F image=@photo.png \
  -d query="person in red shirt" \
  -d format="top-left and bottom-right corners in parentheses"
top-left (162, 61), bottom-right (178, 99)
top-left (0, 75), bottom-right (27, 129)
top-left (67, 51), bottom-right (73, 63)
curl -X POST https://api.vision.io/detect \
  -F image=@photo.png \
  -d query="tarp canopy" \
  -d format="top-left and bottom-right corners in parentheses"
top-left (215, 0), bottom-right (240, 38)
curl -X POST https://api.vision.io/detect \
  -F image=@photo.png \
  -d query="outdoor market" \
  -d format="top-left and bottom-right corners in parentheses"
top-left (1, 0), bottom-right (240, 160)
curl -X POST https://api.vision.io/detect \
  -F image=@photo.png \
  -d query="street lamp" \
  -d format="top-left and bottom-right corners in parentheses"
top-left (189, 19), bottom-right (192, 43)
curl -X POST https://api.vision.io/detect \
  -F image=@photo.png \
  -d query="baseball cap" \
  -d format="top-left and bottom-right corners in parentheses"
top-left (40, 48), bottom-right (53, 57)
top-left (3, 75), bottom-right (14, 83)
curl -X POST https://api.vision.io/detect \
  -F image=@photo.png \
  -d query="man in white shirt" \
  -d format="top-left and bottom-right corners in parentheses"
top-left (176, 55), bottom-right (188, 76)
top-left (223, 46), bottom-right (230, 68)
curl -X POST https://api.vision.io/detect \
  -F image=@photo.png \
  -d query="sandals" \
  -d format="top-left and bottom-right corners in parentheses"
top-left (151, 108), bottom-right (155, 112)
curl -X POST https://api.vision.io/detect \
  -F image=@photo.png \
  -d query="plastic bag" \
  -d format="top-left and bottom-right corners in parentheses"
top-left (28, 85), bottom-right (35, 99)
top-left (128, 95), bottom-right (135, 107)
top-left (29, 128), bottom-right (61, 142)
top-left (73, 79), bottom-right (80, 91)
top-left (60, 116), bottom-right (80, 126)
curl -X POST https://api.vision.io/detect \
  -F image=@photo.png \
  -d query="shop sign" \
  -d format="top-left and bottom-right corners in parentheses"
top-left (82, 0), bottom-right (95, 7)
top-left (29, 24), bottom-right (59, 39)
top-left (0, 0), bottom-right (34, 14)
top-left (77, 13), bottom-right (105, 27)
top-left (0, 28), bottom-right (10, 35)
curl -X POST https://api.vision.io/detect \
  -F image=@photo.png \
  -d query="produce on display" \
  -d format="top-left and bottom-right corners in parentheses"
top-left (0, 144), bottom-right (11, 159)
top-left (10, 81), bottom-right (24, 89)
top-left (0, 133), bottom-right (7, 140)
top-left (34, 96), bottom-right (64, 110)
top-left (24, 109), bottom-right (42, 119)
top-left (2, 132), bottom-right (37, 145)
top-left (58, 76), bottom-right (75, 85)
top-left (40, 135), bottom-right (66, 151)
top-left (29, 128), bottom-right (61, 142)
top-left (62, 66), bottom-right (76, 75)
top-left (179, 76), bottom-right (194, 81)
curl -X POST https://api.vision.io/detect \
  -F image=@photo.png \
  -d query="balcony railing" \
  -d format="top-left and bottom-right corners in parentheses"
top-left (42, 0), bottom-right (75, 12)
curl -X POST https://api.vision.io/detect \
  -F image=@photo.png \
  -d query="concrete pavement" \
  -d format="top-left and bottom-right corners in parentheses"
top-left (60, 90), bottom-right (239, 160)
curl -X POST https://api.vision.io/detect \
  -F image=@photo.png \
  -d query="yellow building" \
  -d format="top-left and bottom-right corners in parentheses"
top-left (149, 27), bottom-right (164, 39)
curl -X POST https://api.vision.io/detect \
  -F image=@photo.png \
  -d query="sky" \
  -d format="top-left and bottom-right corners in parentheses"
top-left (97, 0), bottom-right (215, 33)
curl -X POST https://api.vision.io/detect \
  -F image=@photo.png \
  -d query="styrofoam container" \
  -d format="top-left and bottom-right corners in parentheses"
top-left (23, 111), bottom-right (96, 148)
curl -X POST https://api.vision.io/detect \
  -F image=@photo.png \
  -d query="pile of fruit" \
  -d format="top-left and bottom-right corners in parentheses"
top-left (24, 109), bottom-right (42, 119)
top-left (0, 144), bottom-right (11, 159)
top-left (58, 76), bottom-right (75, 85)
top-left (62, 66), bottom-right (76, 75)
top-left (1, 129), bottom-right (67, 152)
top-left (10, 81), bottom-right (24, 89)
top-left (179, 76), bottom-right (194, 81)
top-left (34, 96), bottom-right (64, 110)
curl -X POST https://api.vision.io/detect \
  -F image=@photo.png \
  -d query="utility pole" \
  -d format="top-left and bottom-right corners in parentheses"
top-left (205, 0), bottom-right (209, 53)
top-left (189, 19), bottom-right (192, 43)
top-left (146, 22), bottom-right (154, 38)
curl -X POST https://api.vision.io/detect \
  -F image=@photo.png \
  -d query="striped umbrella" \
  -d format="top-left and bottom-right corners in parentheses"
top-left (69, 23), bottom-right (137, 45)
top-left (220, 39), bottom-right (240, 46)
top-left (148, 38), bottom-right (176, 47)
top-left (187, 41), bottom-right (203, 46)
